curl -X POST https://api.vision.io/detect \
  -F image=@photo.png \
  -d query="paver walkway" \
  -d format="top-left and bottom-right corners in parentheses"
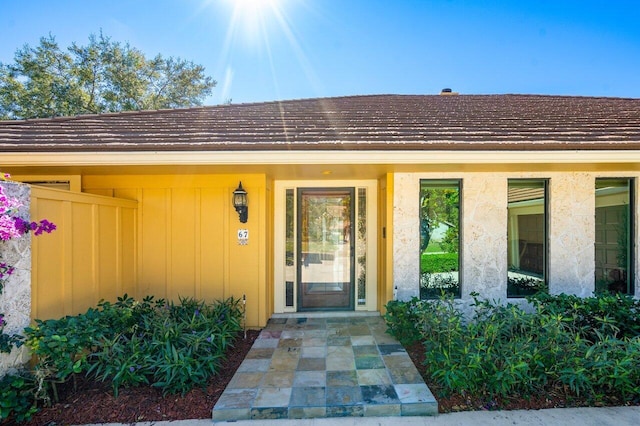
top-left (212, 313), bottom-right (437, 421)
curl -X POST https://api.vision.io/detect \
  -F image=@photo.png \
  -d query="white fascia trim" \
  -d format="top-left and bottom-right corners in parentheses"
top-left (2, 150), bottom-right (640, 166)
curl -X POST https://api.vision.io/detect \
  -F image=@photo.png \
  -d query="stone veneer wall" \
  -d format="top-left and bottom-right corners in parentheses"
top-left (547, 173), bottom-right (595, 297)
top-left (393, 171), bottom-right (640, 312)
top-left (0, 181), bottom-right (31, 378)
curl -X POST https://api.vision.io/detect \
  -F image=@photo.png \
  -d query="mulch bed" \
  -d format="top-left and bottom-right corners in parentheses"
top-left (7, 330), bottom-right (259, 426)
top-left (4, 330), bottom-right (638, 425)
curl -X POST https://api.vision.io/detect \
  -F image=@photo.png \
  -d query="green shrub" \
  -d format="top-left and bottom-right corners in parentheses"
top-left (22, 294), bottom-right (164, 403)
top-left (0, 332), bottom-right (23, 353)
top-left (419, 274), bottom-right (460, 299)
top-left (383, 298), bottom-right (424, 346)
top-left (581, 335), bottom-right (640, 400)
top-left (24, 294), bottom-right (243, 402)
top-left (507, 275), bottom-right (545, 297)
top-left (420, 252), bottom-right (458, 273)
top-left (529, 292), bottom-right (640, 340)
top-left (23, 294), bottom-right (156, 387)
top-left (88, 296), bottom-right (243, 396)
top-left (25, 308), bottom-right (112, 383)
top-left (385, 292), bottom-right (640, 403)
top-left (0, 370), bottom-right (38, 423)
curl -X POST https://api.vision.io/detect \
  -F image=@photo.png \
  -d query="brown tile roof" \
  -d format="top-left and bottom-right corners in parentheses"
top-left (0, 94), bottom-right (639, 152)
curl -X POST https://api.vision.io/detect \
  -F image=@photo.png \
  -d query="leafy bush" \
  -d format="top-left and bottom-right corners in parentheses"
top-left (0, 332), bottom-right (22, 353)
top-left (420, 252), bottom-right (460, 299)
top-left (23, 294), bottom-right (151, 391)
top-left (507, 274), bottom-right (545, 297)
top-left (385, 292), bottom-right (640, 403)
top-left (419, 273), bottom-right (459, 299)
top-left (1, 311), bottom-right (24, 353)
top-left (420, 252), bottom-right (458, 273)
top-left (0, 370), bottom-right (38, 423)
top-left (25, 307), bottom-right (114, 384)
top-left (529, 292), bottom-right (640, 340)
top-left (88, 296), bottom-right (243, 396)
top-left (24, 294), bottom-right (244, 405)
top-left (383, 298), bottom-right (424, 346)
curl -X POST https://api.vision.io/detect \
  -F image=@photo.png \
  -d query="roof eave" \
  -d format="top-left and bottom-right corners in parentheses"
top-left (3, 149), bottom-right (640, 167)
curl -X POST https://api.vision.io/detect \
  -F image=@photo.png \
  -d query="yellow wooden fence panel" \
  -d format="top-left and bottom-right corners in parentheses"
top-left (30, 187), bottom-right (138, 320)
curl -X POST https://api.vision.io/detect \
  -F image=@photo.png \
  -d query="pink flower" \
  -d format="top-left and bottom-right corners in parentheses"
top-left (32, 219), bottom-right (57, 236)
top-left (1, 177), bottom-right (56, 295)
top-left (0, 187), bottom-right (22, 216)
top-left (0, 215), bottom-right (23, 240)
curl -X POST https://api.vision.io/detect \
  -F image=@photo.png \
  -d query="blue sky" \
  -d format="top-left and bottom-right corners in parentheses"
top-left (1, 0), bottom-right (639, 105)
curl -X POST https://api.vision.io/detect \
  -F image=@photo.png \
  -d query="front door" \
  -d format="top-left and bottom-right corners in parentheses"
top-left (297, 188), bottom-right (355, 310)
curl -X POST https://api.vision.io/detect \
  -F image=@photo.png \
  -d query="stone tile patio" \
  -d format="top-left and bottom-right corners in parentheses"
top-left (212, 314), bottom-right (437, 421)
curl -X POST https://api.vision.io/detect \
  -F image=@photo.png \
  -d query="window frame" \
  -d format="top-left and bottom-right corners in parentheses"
top-left (418, 179), bottom-right (462, 299)
top-left (595, 177), bottom-right (635, 295)
top-left (507, 178), bottom-right (549, 298)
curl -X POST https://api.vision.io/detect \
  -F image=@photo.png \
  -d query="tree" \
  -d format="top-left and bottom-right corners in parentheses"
top-left (0, 33), bottom-right (216, 119)
top-left (419, 185), bottom-right (459, 253)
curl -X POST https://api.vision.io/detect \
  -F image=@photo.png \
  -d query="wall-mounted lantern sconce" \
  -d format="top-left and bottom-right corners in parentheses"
top-left (233, 181), bottom-right (248, 223)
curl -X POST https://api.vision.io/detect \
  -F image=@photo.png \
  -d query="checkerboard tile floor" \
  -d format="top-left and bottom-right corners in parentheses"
top-left (212, 315), bottom-right (437, 421)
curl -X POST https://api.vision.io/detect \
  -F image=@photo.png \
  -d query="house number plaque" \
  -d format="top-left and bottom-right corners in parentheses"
top-left (237, 229), bottom-right (249, 245)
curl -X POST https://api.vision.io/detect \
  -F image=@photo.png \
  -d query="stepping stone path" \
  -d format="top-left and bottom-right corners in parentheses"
top-left (212, 314), bottom-right (437, 421)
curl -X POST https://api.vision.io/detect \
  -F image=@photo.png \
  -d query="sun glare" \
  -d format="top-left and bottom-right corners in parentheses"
top-left (228, 0), bottom-right (280, 44)
top-left (233, 0), bottom-right (276, 12)
top-left (209, 0), bottom-right (322, 103)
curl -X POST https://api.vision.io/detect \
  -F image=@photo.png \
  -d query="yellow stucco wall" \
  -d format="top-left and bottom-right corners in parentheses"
top-left (82, 174), bottom-right (269, 327)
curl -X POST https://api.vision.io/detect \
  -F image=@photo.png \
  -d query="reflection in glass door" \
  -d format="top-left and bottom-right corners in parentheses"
top-left (297, 188), bottom-right (355, 310)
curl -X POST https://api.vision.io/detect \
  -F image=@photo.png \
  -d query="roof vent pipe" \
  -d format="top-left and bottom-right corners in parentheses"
top-left (440, 88), bottom-right (459, 95)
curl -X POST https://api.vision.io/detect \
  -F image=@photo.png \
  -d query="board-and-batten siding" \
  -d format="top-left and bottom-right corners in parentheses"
top-left (30, 187), bottom-right (137, 321)
top-left (82, 174), bottom-right (268, 327)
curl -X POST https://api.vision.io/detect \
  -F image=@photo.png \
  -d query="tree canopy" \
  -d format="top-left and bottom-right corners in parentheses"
top-left (420, 184), bottom-right (460, 253)
top-left (0, 33), bottom-right (216, 120)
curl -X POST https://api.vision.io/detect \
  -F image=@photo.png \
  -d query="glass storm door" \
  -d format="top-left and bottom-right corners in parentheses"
top-left (297, 188), bottom-right (355, 310)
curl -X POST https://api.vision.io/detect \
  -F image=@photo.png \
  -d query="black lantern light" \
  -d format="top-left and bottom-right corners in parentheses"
top-left (233, 181), bottom-right (248, 223)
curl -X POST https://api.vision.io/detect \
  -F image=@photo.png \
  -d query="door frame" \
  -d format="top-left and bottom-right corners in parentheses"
top-left (296, 187), bottom-right (356, 311)
top-left (273, 180), bottom-right (378, 313)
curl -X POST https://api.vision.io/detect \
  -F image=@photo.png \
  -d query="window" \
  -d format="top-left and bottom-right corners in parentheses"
top-left (356, 188), bottom-right (367, 305)
top-left (419, 180), bottom-right (461, 299)
top-left (285, 189), bottom-right (295, 307)
top-left (507, 179), bottom-right (548, 297)
top-left (595, 178), bottom-right (634, 295)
